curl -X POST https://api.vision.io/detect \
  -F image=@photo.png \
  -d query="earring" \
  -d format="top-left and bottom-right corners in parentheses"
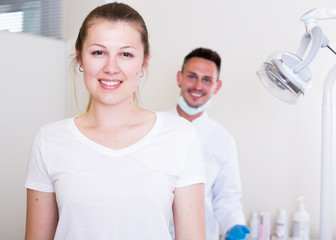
top-left (79, 66), bottom-right (83, 72)
top-left (139, 71), bottom-right (144, 78)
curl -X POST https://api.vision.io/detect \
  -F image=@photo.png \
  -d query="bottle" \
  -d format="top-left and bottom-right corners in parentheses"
top-left (292, 196), bottom-right (310, 240)
top-left (249, 212), bottom-right (259, 240)
top-left (259, 211), bottom-right (272, 240)
top-left (275, 209), bottom-right (289, 240)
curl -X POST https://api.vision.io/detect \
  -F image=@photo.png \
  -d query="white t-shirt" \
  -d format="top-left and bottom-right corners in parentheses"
top-left (25, 112), bottom-right (205, 240)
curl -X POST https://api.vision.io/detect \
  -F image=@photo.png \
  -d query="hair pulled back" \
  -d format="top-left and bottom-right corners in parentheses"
top-left (75, 2), bottom-right (149, 64)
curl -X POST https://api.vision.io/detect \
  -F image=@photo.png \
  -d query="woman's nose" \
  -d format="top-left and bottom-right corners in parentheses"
top-left (103, 56), bottom-right (120, 74)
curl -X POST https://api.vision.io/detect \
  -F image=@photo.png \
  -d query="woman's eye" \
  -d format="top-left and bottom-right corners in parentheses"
top-left (122, 52), bottom-right (133, 57)
top-left (92, 50), bottom-right (104, 55)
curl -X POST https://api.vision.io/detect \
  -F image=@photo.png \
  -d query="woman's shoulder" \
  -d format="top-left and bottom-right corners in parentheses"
top-left (157, 111), bottom-right (192, 127)
top-left (39, 117), bottom-right (74, 134)
top-left (155, 111), bottom-right (195, 137)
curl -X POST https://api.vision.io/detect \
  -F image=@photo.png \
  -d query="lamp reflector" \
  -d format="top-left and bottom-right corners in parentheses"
top-left (257, 51), bottom-right (312, 104)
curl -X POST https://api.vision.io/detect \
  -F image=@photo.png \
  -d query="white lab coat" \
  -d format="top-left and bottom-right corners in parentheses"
top-left (168, 108), bottom-right (246, 240)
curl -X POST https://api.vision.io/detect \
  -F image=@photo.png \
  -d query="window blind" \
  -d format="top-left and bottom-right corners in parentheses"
top-left (0, 0), bottom-right (61, 39)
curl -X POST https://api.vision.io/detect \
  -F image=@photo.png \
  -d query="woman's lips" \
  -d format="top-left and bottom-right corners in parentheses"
top-left (99, 79), bottom-right (122, 90)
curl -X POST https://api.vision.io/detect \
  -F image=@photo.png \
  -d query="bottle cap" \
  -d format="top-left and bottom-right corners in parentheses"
top-left (279, 208), bottom-right (287, 216)
top-left (297, 196), bottom-right (306, 211)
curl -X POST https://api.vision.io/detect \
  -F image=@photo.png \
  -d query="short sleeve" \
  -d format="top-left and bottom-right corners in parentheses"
top-left (25, 129), bottom-right (54, 192)
top-left (175, 126), bottom-right (205, 188)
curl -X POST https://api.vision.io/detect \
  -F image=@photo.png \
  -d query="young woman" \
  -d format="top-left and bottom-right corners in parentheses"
top-left (25, 2), bottom-right (206, 240)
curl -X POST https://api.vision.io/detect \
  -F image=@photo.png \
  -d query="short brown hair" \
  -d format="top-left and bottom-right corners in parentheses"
top-left (182, 47), bottom-right (221, 77)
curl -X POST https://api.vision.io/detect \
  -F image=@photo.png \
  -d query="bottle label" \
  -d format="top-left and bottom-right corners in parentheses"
top-left (275, 223), bottom-right (287, 238)
top-left (293, 221), bottom-right (309, 240)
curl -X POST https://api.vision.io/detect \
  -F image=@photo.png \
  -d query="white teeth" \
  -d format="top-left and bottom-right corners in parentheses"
top-left (100, 80), bottom-right (120, 86)
top-left (191, 93), bottom-right (202, 97)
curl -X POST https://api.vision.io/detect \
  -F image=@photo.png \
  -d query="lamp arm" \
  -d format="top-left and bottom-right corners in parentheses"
top-left (323, 65), bottom-right (336, 103)
top-left (320, 65), bottom-right (336, 240)
top-left (293, 27), bottom-right (324, 74)
top-left (296, 32), bottom-right (313, 58)
top-left (301, 7), bottom-right (336, 31)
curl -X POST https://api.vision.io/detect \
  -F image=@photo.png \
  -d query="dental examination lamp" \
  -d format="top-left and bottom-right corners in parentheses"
top-left (257, 7), bottom-right (336, 240)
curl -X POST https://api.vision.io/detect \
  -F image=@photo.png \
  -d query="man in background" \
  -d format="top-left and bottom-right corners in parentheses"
top-left (168, 47), bottom-right (249, 240)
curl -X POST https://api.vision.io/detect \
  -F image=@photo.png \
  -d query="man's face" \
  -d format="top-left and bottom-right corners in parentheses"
top-left (177, 57), bottom-right (222, 108)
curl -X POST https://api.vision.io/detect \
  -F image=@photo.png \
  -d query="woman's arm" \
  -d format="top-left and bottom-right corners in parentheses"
top-left (173, 183), bottom-right (206, 240)
top-left (25, 189), bottom-right (59, 240)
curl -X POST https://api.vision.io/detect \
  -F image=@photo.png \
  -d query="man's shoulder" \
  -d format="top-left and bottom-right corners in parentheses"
top-left (205, 115), bottom-right (231, 133)
top-left (200, 115), bottom-right (236, 144)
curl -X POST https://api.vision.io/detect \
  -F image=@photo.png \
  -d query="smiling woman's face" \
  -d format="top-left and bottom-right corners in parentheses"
top-left (79, 20), bottom-right (146, 107)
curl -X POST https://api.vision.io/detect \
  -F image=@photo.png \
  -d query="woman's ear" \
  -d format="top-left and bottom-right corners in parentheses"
top-left (75, 49), bottom-right (82, 66)
top-left (142, 52), bottom-right (151, 70)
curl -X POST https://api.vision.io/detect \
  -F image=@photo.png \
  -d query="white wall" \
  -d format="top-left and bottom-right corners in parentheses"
top-left (0, 31), bottom-right (67, 239)
top-left (64, 0), bottom-right (336, 238)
